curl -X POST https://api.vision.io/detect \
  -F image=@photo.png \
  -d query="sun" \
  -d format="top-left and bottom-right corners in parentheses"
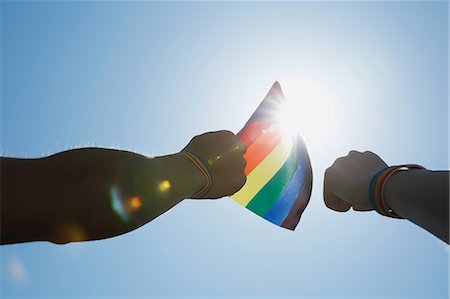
top-left (277, 77), bottom-right (337, 150)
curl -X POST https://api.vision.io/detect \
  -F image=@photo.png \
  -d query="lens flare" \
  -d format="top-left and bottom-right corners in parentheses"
top-left (207, 155), bottom-right (222, 166)
top-left (110, 186), bottom-right (130, 222)
top-left (110, 186), bottom-right (144, 222)
top-left (9, 255), bottom-right (27, 284)
top-left (52, 223), bottom-right (86, 243)
top-left (130, 196), bottom-right (142, 209)
top-left (158, 180), bottom-right (171, 192)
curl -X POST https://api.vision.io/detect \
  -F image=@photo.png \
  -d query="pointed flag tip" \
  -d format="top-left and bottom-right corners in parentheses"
top-left (272, 81), bottom-right (281, 90)
top-left (267, 81), bottom-right (284, 100)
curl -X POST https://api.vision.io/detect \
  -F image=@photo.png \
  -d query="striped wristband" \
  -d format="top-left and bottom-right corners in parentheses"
top-left (369, 164), bottom-right (425, 218)
top-left (179, 151), bottom-right (212, 198)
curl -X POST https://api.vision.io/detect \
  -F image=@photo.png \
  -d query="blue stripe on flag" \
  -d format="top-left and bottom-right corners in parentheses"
top-left (263, 144), bottom-right (308, 225)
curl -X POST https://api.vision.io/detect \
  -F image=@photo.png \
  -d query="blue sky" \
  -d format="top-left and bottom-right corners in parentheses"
top-left (1, 1), bottom-right (448, 298)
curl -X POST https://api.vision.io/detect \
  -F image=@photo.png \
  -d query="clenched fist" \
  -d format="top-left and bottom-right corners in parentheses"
top-left (181, 130), bottom-right (247, 199)
top-left (324, 151), bottom-right (388, 212)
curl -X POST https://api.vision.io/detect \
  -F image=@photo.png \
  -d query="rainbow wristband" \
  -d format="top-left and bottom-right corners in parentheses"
top-left (369, 164), bottom-right (425, 218)
top-left (179, 151), bottom-right (212, 198)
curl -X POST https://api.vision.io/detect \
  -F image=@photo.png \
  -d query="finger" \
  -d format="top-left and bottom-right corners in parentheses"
top-left (239, 156), bottom-right (247, 169)
top-left (212, 130), bottom-right (236, 145)
top-left (331, 156), bottom-right (346, 167)
top-left (212, 152), bottom-right (243, 168)
top-left (228, 159), bottom-right (247, 178)
top-left (236, 173), bottom-right (247, 190)
top-left (362, 151), bottom-right (388, 165)
top-left (206, 153), bottom-right (224, 167)
top-left (235, 124), bottom-right (250, 139)
top-left (348, 150), bottom-right (362, 156)
top-left (352, 205), bottom-right (373, 212)
top-left (236, 128), bottom-right (245, 139)
top-left (323, 167), bottom-right (350, 212)
top-left (230, 174), bottom-right (247, 195)
top-left (217, 129), bottom-right (235, 137)
top-left (231, 139), bottom-right (247, 154)
top-left (323, 187), bottom-right (351, 212)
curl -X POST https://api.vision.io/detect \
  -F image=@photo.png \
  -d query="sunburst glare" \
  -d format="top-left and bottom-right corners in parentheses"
top-left (277, 77), bottom-right (337, 150)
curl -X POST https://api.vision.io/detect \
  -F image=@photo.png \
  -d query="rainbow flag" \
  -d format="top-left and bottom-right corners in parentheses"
top-left (230, 82), bottom-right (313, 230)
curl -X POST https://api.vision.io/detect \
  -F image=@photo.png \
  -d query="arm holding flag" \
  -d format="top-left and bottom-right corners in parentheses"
top-left (1, 131), bottom-right (246, 245)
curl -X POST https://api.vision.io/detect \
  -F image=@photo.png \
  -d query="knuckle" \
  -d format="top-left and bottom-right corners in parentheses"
top-left (240, 174), bottom-right (247, 185)
top-left (220, 130), bottom-right (234, 137)
top-left (198, 131), bottom-right (211, 138)
top-left (363, 150), bottom-right (378, 159)
top-left (363, 151), bottom-right (385, 163)
top-left (332, 157), bottom-right (345, 166)
top-left (241, 157), bottom-right (247, 168)
top-left (236, 175), bottom-right (247, 190)
top-left (237, 141), bottom-right (247, 154)
top-left (348, 150), bottom-right (360, 156)
top-left (323, 192), bottom-right (335, 209)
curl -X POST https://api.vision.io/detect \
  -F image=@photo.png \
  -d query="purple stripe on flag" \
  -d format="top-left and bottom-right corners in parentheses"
top-left (281, 154), bottom-right (313, 230)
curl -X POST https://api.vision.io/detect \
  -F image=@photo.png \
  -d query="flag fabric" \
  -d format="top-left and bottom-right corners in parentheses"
top-left (230, 82), bottom-right (313, 230)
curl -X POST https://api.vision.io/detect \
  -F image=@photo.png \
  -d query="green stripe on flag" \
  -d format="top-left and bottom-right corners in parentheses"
top-left (246, 145), bottom-right (299, 216)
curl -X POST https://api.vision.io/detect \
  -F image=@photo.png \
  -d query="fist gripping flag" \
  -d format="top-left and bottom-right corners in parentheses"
top-left (230, 82), bottom-right (313, 230)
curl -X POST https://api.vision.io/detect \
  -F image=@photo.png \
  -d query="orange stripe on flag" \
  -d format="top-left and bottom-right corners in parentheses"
top-left (244, 125), bottom-right (283, 175)
top-left (231, 136), bottom-right (293, 207)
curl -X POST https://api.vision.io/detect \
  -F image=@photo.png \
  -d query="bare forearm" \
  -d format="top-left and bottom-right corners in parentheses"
top-left (1, 148), bottom-right (203, 244)
top-left (1, 131), bottom-right (247, 245)
top-left (385, 170), bottom-right (449, 243)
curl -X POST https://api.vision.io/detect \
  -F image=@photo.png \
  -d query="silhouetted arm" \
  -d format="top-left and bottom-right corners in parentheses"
top-left (384, 169), bottom-right (448, 243)
top-left (1, 131), bottom-right (246, 245)
top-left (324, 151), bottom-right (449, 243)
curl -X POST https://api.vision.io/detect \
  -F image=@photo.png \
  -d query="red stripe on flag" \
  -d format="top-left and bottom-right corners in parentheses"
top-left (239, 121), bottom-right (273, 148)
top-left (244, 125), bottom-right (283, 175)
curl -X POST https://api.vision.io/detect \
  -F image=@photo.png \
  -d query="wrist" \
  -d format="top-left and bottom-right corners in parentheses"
top-left (177, 151), bottom-right (212, 198)
top-left (141, 154), bottom-right (206, 200)
top-left (384, 168), bottom-right (429, 215)
top-left (369, 164), bottom-right (425, 218)
top-left (174, 153), bottom-right (209, 198)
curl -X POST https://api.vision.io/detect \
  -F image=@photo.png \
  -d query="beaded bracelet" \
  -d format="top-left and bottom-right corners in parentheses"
top-left (369, 164), bottom-right (425, 218)
top-left (179, 151), bottom-right (212, 198)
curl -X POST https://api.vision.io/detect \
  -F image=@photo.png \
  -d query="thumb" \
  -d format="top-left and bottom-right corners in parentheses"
top-left (323, 188), bottom-right (351, 212)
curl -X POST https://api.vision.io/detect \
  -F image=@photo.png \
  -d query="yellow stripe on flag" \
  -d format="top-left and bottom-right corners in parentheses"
top-left (231, 136), bottom-right (293, 206)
